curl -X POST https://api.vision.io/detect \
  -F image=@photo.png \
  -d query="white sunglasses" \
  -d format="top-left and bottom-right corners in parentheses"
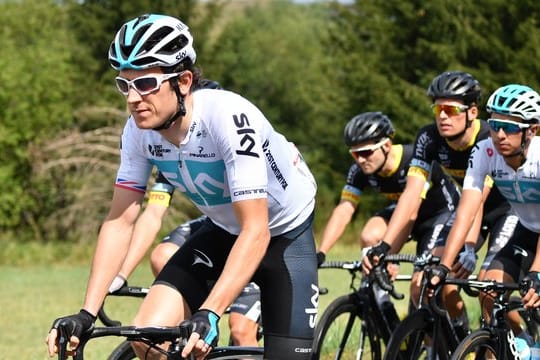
top-left (115, 72), bottom-right (181, 96)
top-left (349, 138), bottom-right (389, 158)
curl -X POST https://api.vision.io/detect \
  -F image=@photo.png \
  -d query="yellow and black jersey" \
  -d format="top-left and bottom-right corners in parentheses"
top-left (342, 144), bottom-right (460, 223)
top-left (408, 119), bottom-right (510, 216)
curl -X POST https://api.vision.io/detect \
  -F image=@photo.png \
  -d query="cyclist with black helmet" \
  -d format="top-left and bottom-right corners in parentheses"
top-left (46, 13), bottom-right (318, 360)
top-left (317, 112), bottom-right (460, 307)
top-left (364, 71), bottom-right (517, 328)
top-left (430, 84), bottom-right (540, 341)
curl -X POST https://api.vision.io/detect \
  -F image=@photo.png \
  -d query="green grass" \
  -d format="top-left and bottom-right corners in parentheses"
top-left (0, 241), bottom-right (485, 359)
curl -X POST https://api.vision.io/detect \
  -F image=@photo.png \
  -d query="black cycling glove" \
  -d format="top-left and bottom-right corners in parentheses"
top-left (50, 309), bottom-right (96, 340)
top-left (523, 271), bottom-right (540, 295)
top-left (189, 309), bottom-right (220, 347)
top-left (427, 264), bottom-right (451, 290)
top-left (316, 251), bottom-right (326, 267)
top-left (366, 241), bottom-right (391, 263)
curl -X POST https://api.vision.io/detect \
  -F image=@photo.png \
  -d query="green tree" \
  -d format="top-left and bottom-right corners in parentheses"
top-left (205, 2), bottom-right (350, 214)
top-left (330, 0), bottom-right (540, 126)
top-left (0, 0), bottom-right (88, 240)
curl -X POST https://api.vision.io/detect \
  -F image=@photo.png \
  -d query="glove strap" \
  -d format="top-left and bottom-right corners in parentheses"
top-left (80, 309), bottom-right (97, 322)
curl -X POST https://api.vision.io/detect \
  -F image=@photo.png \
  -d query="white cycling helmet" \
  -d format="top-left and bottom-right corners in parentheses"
top-left (486, 84), bottom-right (540, 123)
top-left (108, 14), bottom-right (196, 71)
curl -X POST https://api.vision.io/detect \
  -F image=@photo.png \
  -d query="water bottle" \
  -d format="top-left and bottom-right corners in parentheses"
top-left (514, 336), bottom-right (531, 360)
top-left (530, 342), bottom-right (540, 360)
top-left (513, 332), bottom-right (532, 360)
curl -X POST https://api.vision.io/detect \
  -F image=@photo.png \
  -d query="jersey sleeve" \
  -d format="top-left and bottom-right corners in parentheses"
top-left (115, 118), bottom-right (153, 194)
top-left (462, 139), bottom-right (491, 193)
top-left (341, 164), bottom-right (363, 206)
top-left (407, 126), bottom-right (435, 181)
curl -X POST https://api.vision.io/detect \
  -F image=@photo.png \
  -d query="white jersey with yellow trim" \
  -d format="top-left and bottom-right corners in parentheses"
top-left (116, 89), bottom-right (316, 236)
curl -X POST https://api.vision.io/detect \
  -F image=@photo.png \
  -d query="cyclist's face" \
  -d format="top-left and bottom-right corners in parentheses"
top-left (489, 113), bottom-right (537, 156)
top-left (118, 68), bottom-right (180, 130)
top-left (432, 99), bottom-right (476, 138)
top-left (349, 139), bottom-right (389, 174)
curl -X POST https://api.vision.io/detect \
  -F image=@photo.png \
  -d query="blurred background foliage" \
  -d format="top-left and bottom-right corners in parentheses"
top-left (1, 0), bottom-right (539, 246)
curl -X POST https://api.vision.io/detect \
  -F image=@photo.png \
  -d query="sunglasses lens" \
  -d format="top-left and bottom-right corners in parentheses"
top-left (432, 105), bottom-right (464, 116)
top-left (115, 78), bottom-right (129, 94)
top-left (115, 76), bottom-right (162, 95)
top-left (352, 149), bottom-right (374, 158)
top-left (134, 77), bottom-right (159, 94)
top-left (488, 120), bottom-right (522, 134)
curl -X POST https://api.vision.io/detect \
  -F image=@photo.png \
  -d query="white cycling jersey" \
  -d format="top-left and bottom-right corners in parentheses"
top-left (116, 89), bottom-right (316, 235)
top-left (463, 136), bottom-right (540, 232)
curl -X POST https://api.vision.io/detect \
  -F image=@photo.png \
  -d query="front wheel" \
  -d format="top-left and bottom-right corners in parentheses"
top-left (383, 309), bottom-right (433, 360)
top-left (312, 294), bottom-right (382, 360)
top-left (107, 340), bottom-right (136, 360)
top-left (451, 330), bottom-right (498, 360)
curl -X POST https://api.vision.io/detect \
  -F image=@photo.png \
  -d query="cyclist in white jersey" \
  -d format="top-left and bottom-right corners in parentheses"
top-left (47, 14), bottom-right (318, 360)
top-left (430, 84), bottom-right (540, 329)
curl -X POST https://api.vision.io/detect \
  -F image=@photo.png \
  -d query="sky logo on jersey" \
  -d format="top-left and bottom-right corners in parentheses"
top-left (153, 159), bottom-right (231, 206)
top-left (233, 113), bottom-right (260, 158)
top-left (496, 180), bottom-right (540, 203)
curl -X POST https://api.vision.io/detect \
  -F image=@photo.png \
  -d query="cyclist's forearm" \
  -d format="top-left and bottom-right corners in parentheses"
top-left (202, 227), bottom-right (269, 315)
top-left (318, 202), bottom-right (355, 254)
top-left (441, 189), bottom-right (482, 268)
top-left (119, 207), bottom-right (165, 278)
top-left (83, 220), bottom-right (134, 314)
top-left (530, 233), bottom-right (540, 272)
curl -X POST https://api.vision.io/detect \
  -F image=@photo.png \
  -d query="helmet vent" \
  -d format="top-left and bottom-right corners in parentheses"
top-left (143, 27), bottom-right (172, 51)
top-left (159, 34), bottom-right (189, 55)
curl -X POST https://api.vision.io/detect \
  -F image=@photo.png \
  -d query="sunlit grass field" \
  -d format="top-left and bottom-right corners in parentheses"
top-left (0, 241), bottom-right (485, 359)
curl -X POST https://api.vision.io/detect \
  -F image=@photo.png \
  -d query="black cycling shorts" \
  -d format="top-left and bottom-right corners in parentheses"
top-left (487, 221), bottom-right (539, 282)
top-left (479, 210), bottom-right (519, 270)
top-left (155, 213), bottom-right (318, 359)
top-left (161, 216), bottom-right (208, 247)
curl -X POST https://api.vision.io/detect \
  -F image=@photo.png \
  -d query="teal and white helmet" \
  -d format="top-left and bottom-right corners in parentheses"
top-left (486, 84), bottom-right (540, 123)
top-left (108, 14), bottom-right (196, 71)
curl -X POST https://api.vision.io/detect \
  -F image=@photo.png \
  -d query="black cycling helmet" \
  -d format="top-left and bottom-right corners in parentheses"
top-left (427, 71), bottom-right (481, 106)
top-left (343, 112), bottom-right (395, 147)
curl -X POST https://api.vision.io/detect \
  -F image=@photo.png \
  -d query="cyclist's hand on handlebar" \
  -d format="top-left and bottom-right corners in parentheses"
top-left (522, 271), bottom-right (540, 309)
top-left (316, 251), bottom-right (326, 267)
top-left (182, 309), bottom-right (220, 359)
top-left (426, 264), bottom-right (450, 297)
top-left (452, 244), bottom-right (476, 279)
top-left (108, 274), bottom-right (127, 293)
top-left (46, 309), bottom-right (96, 357)
top-left (362, 241), bottom-right (390, 275)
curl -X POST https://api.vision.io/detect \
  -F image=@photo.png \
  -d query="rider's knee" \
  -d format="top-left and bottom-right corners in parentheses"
top-left (150, 244), bottom-right (177, 276)
top-left (229, 316), bottom-right (258, 346)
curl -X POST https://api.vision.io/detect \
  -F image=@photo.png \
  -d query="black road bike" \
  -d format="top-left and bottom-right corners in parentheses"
top-left (312, 253), bottom-right (440, 360)
top-left (56, 321), bottom-right (264, 360)
top-left (450, 278), bottom-right (539, 360)
top-left (383, 268), bottom-right (479, 360)
top-left (97, 283), bottom-right (263, 359)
